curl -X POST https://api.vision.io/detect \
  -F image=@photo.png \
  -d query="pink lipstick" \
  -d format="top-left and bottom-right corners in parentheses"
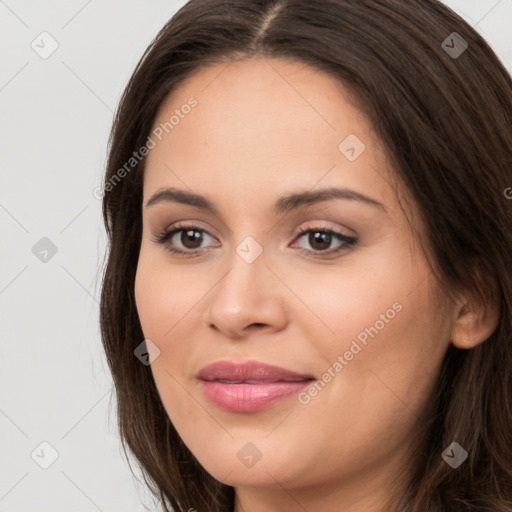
top-left (197, 360), bottom-right (315, 412)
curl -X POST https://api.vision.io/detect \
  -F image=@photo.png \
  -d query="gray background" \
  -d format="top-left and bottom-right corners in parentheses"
top-left (1, 1), bottom-right (511, 510)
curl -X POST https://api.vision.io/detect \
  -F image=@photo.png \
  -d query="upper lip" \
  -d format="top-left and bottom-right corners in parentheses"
top-left (197, 360), bottom-right (315, 383)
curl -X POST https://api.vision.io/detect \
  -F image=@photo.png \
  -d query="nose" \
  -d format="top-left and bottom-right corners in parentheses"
top-left (203, 245), bottom-right (288, 339)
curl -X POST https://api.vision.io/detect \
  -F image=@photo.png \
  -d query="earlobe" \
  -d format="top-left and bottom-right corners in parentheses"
top-left (450, 298), bottom-right (500, 349)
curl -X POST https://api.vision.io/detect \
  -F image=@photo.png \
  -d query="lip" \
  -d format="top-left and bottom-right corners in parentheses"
top-left (197, 360), bottom-right (315, 412)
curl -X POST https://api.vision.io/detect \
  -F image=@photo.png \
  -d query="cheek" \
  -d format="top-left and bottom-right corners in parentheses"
top-left (288, 252), bottom-right (446, 421)
top-left (134, 251), bottom-right (215, 394)
top-left (134, 256), bottom-right (205, 419)
top-left (287, 280), bottom-right (447, 479)
top-left (270, 250), bottom-right (418, 354)
top-left (134, 251), bottom-right (204, 339)
top-left (302, 272), bottom-right (446, 434)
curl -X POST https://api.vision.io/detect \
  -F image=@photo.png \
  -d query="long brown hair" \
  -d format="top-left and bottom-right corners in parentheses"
top-left (100, 1), bottom-right (512, 510)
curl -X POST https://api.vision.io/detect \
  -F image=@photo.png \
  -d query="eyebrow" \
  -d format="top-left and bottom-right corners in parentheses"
top-left (145, 186), bottom-right (386, 214)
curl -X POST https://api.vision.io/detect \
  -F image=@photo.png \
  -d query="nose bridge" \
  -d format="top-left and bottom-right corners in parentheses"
top-left (204, 234), bottom-right (287, 335)
top-left (214, 236), bottom-right (268, 310)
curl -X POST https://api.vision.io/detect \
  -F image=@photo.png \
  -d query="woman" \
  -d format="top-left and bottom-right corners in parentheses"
top-left (99, 1), bottom-right (512, 510)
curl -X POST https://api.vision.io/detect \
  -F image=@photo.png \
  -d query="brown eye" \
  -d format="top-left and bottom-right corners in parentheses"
top-left (293, 227), bottom-right (357, 255)
top-left (151, 224), bottom-right (220, 256)
top-left (308, 231), bottom-right (332, 251)
top-left (180, 229), bottom-right (204, 249)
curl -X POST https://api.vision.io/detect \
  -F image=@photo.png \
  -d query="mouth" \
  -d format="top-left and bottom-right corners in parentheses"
top-left (197, 360), bottom-right (316, 412)
top-left (208, 378), bottom-right (308, 383)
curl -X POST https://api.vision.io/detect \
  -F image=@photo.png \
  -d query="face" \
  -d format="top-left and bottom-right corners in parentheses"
top-left (134, 57), bottom-right (454, 506)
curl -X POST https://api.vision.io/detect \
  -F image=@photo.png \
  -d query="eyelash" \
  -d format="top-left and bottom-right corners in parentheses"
top-left (150, 222), bottom-right (357, 258)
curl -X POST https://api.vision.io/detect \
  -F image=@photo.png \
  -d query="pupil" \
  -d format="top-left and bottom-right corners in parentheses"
top-left (182, 229), bottom-right (203, 248)
top-left (310, 232), bottom-right (331, 250)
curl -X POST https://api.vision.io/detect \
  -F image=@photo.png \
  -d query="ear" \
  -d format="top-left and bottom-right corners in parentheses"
top-left (450, 287), bottom-right (500, 350)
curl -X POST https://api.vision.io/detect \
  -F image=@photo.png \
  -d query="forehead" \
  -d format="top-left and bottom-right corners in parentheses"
top-left (143, 57), bottom-right (401, 217)
top-left (150, 56), bottom-right (367, 148)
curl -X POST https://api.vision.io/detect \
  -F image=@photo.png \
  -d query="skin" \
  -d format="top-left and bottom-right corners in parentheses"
top-left (134, 57), bottom-right (499, 512)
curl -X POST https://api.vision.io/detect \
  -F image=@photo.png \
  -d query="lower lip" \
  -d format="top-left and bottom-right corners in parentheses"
top-left (199, 380), bottom-right (312, 412)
